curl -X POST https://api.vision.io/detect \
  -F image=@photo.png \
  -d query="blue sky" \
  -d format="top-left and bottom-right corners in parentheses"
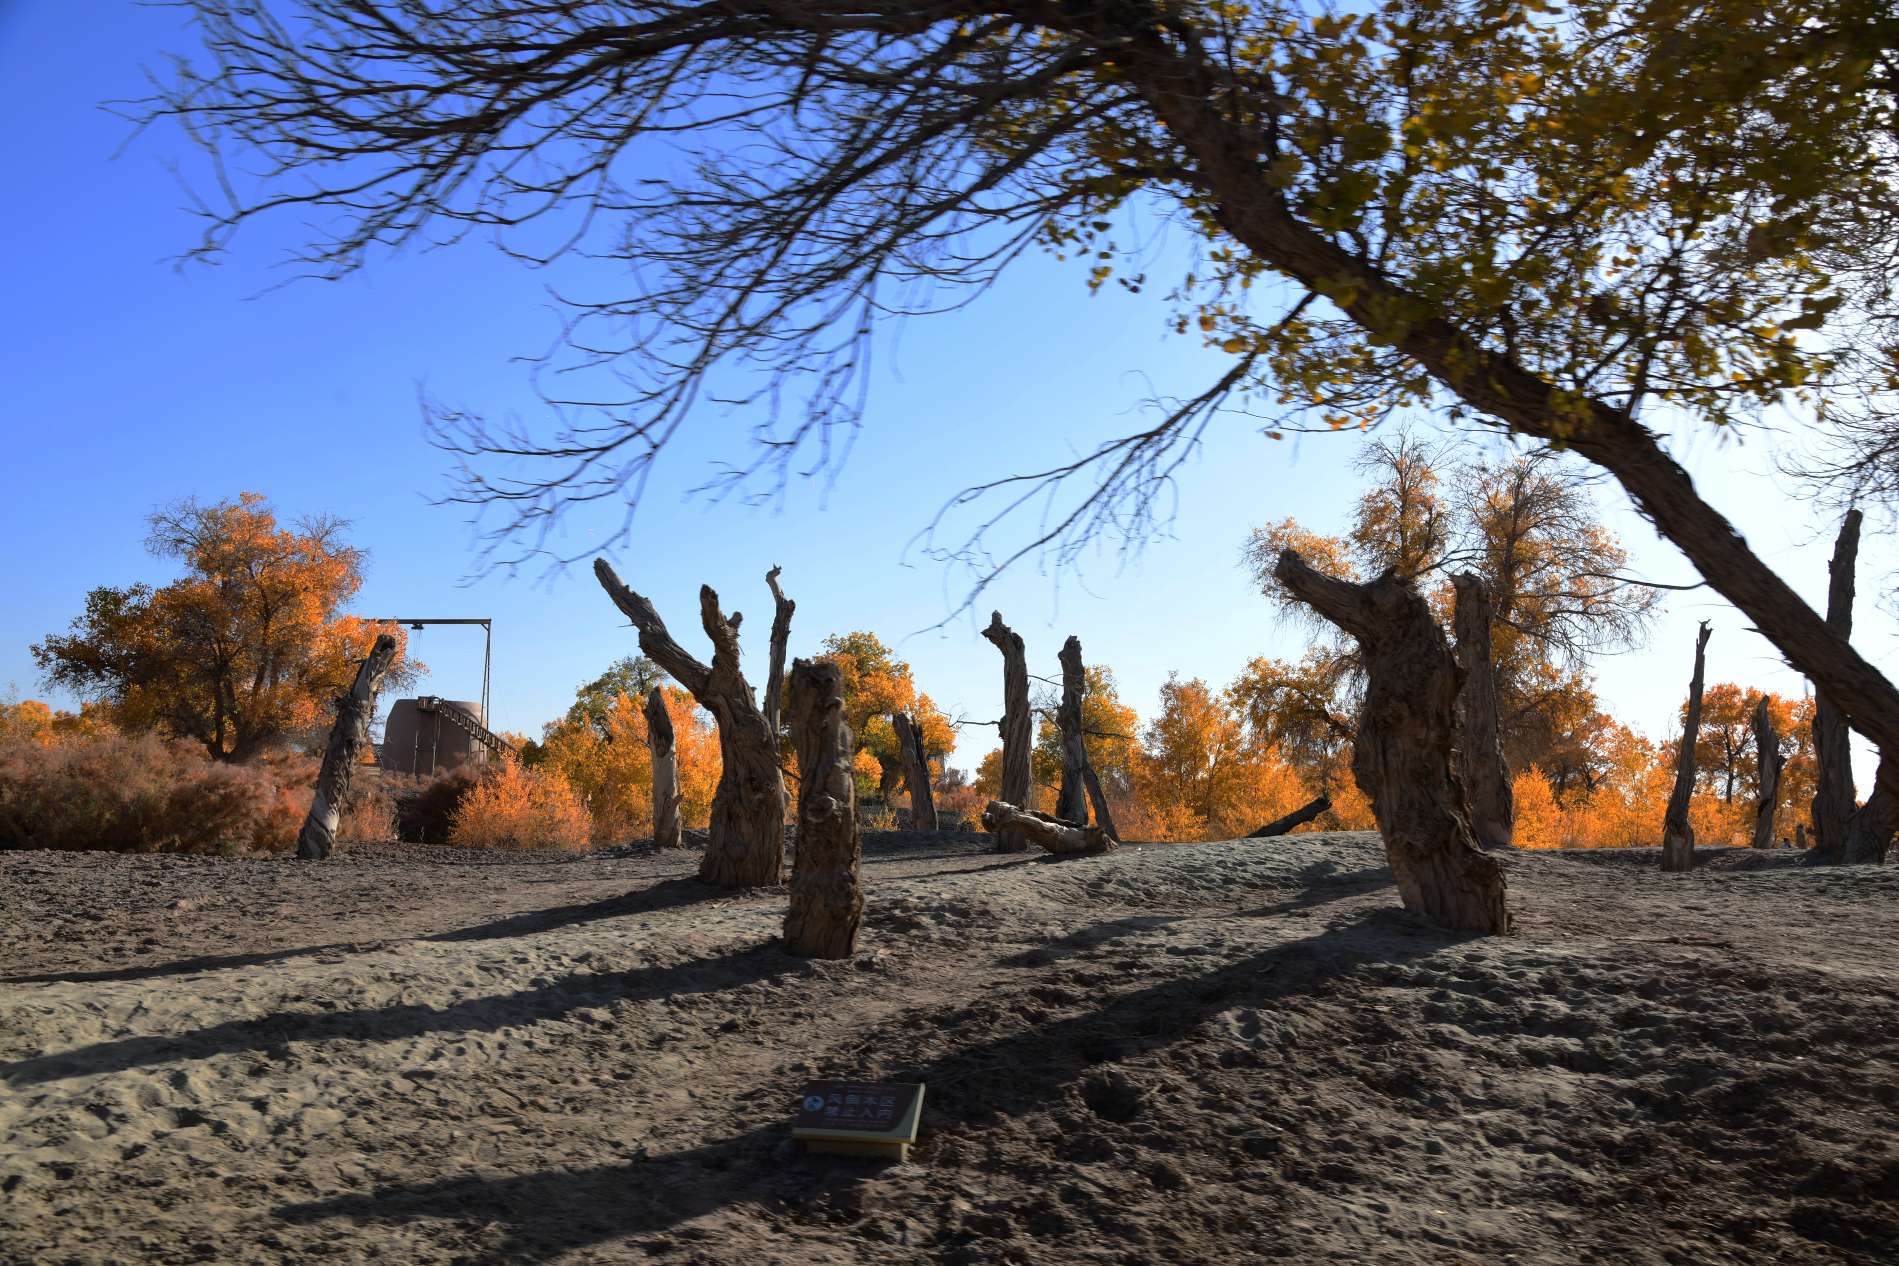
top-left (1, 1), bottom-right (1892, 786)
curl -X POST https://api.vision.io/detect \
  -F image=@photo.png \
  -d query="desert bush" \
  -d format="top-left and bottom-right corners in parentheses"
top-left (936, 784), bottom-right (985, 832)
top-left (0, 731), bottom-right (298, 854)
top-left (449, 758), bottom-right (591, 851)
top-left (859, 803), bottom-right (898, 833)
top-left (394, 763), bottom-right (488, 843)
top-left (338, 772), bottom-right (399, 843)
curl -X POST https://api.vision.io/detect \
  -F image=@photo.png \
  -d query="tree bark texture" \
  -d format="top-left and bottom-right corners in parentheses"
top-left (1841, 753), bottom-right (1899, 865)
top-left (1451, 573), bottom-right (1514, 850)
top-left (1272, 551), bottom-right (1511, 934)
top-left (1056, 635), bottom-right (1090, 825)
top-left (646, 686), bottom-right (683, 849)
top-left (1811, 510), bottom-right (1861, 864)
top-left (297, 634), bottom-right (400, 860)
top-left (983, 610), bottom-right (1033, 853)
top-left (891, 710), bottom-right (937, 831)
top-left (764, 565), bottom-right (794, 742)
top-left (1662, 621), bottom-right (1713, 873)
top-left (981, 800), bottom-right (1113, 856)
top-left (784, 658), bottom-right (862, 958)
top-left (594, 560), bottom-right (786, 887)
top-left (1751, 694), bottom-right (1780, 851)
top-left (1248, 795), bottom-right (1332, 838)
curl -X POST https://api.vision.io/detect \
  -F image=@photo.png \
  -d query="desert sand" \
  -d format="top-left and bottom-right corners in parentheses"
top-left (2, 830), bottom-right (1896, 1265)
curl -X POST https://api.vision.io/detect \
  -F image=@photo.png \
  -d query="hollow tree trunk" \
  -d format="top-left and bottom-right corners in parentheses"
top-left (1248, 795), bottom-right (1331, 838)
top-left (594, 560), bottom-right (786, 887)
top-left (1751, 694), bottom-right (1781, 851)
top-left (646, 686), bottom-right (683, 849)
top-left (1811, 510), bottom-right (1861, 864)
top-left (891, 710), bottom-right (937, 830)
top-left (1272, 551), bottom-right (1510, 934)
top-left (1662, 621), bottom-right (1712, 873)
top-left (764, 565), bottom-right (794, 741)
top-left (297, 634), bottom-right (399, 861)
top-left (1056, 636), bottom-right (1090, 825)
top-left (981, 800), bottom-right (1113, 856)
top-left (1451, 573), bottom-right (1514, 850)
top-left (784, 658), bottom-right (862, 958)
top-left (983, 611), bottom-right (1033, 853)
top-left (1841, 753), bottom-right (1899, 865)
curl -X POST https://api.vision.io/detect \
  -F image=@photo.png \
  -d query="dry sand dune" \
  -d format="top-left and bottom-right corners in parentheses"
top-left (2, 831), bottom-right (1897, 1265)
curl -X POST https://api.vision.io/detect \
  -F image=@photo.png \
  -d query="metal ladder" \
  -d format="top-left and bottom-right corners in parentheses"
top-left (416, 695), bottom-right (517, 762)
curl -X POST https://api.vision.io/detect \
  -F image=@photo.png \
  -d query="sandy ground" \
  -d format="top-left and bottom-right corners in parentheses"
top-left (2, 830), bottom-right (1896, 1266)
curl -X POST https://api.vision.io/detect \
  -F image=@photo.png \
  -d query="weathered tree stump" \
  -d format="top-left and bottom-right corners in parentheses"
top-left (1452, 573), bottom-right (1514, 850)
top-left (891, 710), bottom-right (937, 831)
top-left (646, 686), bottom-right (683, 849)
top-left (981, 800), bottom-right (1113, 856)
top-left (1056, 636), bottom-right (1090, 825)
top-left (764, 565), bottom-right (794, 741)
top-left (595, 560), bottom-right (786, 887)
top-left (1662, 621), bottom-right (1712, 873)
top-left (1812, 511), bottom-right (1861, 864)
top-left (1751, 694), bottom-right (1780, 851)
top-left (1247, 795), bottom-right (1332, 838)
top-left (983, 611), bottom-right (1034, 853)
top-left (297, 633), bottom-right (400, 860)
top-left (1273, 550), bottom-right (1510, 934)
top-left (785, 659), bottom-right (862, 958)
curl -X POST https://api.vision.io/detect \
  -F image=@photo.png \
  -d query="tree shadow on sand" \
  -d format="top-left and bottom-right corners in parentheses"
top-left (272, 907), bottom-right (1465, 1265)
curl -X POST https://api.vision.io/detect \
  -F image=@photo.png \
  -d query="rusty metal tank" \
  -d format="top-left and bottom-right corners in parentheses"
top-left (381, 697), bottom-right (489, 776)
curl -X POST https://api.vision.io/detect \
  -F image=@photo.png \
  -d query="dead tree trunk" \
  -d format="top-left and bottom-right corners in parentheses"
top-left (983, 611), bottom-right (1034, 853)
top-left (784, 658), bottom-right (862, 958)
top-left (1082, 765), bottom-right (1121, 844)
top-left (1056, 636), bottom-right (1090, 825)
top-left (1841, 753), bottom-right (1899, 864)
top-left (646, 686), bottom-right (683, 849)
top-left (891, 710), bottom-right (938, 830)
top-left (1272, 551), bottom-right (1511, 934)
top-left (297, 634), bottom-right (400, 860)
top-left (1451, 573), bottom-right (1514, 850)
top-left (1751, 694), bottom-right (1781, 851)
top-left (981, 800), bottom-right (1113, 856)
top-left (1811, 510), bottom-right (1862, 864)
top-left (1662, 621), bottom-right (1713, 873)
top-left (595, 560), bottom-right (787, 887)
top-left (1248, 795), bottom-right (1331, 838)
top-left (764, 565), bottom-right (794, 741)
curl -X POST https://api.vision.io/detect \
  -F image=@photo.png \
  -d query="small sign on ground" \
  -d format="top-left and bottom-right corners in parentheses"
top-left (791, 1081), bottom-right (925, 1161)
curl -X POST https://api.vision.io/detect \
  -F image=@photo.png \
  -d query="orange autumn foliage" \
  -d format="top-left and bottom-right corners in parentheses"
top-left (536, 685), bottom-right (720, 844)
top-left (448, 757), bottom-right (591, 851)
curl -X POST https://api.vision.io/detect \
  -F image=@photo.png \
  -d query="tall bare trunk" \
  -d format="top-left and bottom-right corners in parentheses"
top-left (1056, 636), bottom-right (1089, 824)
top-left (983, 611), bottom-right (1033, 853)
top-left (594, 560), bottom-right (786, 887)
top-left (646, 686), bottom-right (683, 849)
top-left (1811, 510), bottom-right (1861, 864)
top-left (763, 565), bottom-right (794, 741)
top-left (891, 710), bottom-right (937, 830)
top-left (1841, 754), bottom-right (1898, 865)
top-left (1272, 551), bottom-right (1511, 934)
top-left (1451, 573), bottom-right (1514, 850)
top-left (297, 634), bottom-right (399, 860)
top-left (1662, 621), bottom-right (1712, 873)
top-left (784, 659), bottom-right (862, 958)
top-left (1751, 694), bottom-right (1781, 850)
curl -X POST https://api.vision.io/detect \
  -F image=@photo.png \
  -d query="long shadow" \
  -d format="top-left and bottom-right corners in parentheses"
top-left (1, 942), bottom-right (795, 1088)
top-left (1233, 861), bottom-right (1394, 920)
top-left (273, 907), bottom-right (1461, 1265)
top-left (997, 914), bottom-right (1182, 967)
top-left (2, 944), bottom-right (368, 987)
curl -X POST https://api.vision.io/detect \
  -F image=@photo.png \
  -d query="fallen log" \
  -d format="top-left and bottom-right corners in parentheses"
top-left (981, 800), bottom-right (1113, 857)
top-left (1247, 795), bottom-right (1331, 838)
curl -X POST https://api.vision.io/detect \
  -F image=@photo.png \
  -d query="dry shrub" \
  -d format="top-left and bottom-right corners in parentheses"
top-left (859, 803), bottom-right (898, 833)
top-left (338, 772), bottom-right (399, 843)
top-left (936, 784), bottom-right (985, 832)
top-left (0, 731), bottom-right (297, 854)
top-left (449, 758), bottom-right (591, 851)
top-left (394, 764), bottom-right (487, 843)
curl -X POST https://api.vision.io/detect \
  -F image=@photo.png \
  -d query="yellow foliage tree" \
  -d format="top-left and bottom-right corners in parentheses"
top-left (448, 758), bottom-right (592, 852)
top-left (537, 684), bottom-right (719, 843)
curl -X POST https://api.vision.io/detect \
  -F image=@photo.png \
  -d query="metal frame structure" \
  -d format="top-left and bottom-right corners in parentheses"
top-left (364, 617), bottom-right (493, 725)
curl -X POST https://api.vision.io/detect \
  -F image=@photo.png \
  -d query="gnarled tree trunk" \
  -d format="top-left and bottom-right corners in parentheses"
top-left (646, 686), bottom-right (683, 849)
top-left (595, 560), bottom-right (786, 887)
top-left (891, 710), bottom-right (937, 830)
top-left (1056, 635), bottom-right (1089, 825)
top-left (764, 565), bottom-right (794, 742)
top-left (1811, 510), bottom-right (1861, 864)
top-left (1841, 753), bottom-right (1899, 865)
top-left (297, 633), bottom-right (399, 860)
top-left (784, 658), bottom-right (862, 958)
top-left (1272, 551), bottom-right (1510, 934)
top-left (1662, 621), bottom-right (1712, 873)
top-left (1451, 573), bottom-right (1513, 850)
top-left (983, 611), bottom-right (1033, 853)
top-left (1751, 694), bottom-right (1780, 851)
top-left (981, 800), bottom-right (1113, 856)
top-left (1248, 795), bottom-right (1331, 838)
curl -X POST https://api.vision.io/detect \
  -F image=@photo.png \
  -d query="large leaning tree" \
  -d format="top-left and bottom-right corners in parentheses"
top-left (146, 2), bottom-right (1899, 796)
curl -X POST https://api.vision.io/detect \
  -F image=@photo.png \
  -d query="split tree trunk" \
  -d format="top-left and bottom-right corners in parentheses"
top-left (784, 658), bottom-right (862, 958)
top-left (1056, 636), bottom-right (1090, 825)
top-left (1451, 573), bottom-right (1514, 850)
top-left (1841, 753), bottom-right (1899, 865)
top-left (1662, 621), bottom-right (1713, 873)
top-left (646, 686), bottom-right (683, 849)
top-left (595, 560), bottom-right (786, 887)
top-left (981, 800), bottom-right (1113, 856)
top-left (764, 565), bottom-right (794, 741)
top-left (1272, 551), bottom-right (1510, 934)
top-left (1811, 510), bottom-right (1861, 864)
top-left (1751, 694), bottom-right (1780, 851)
top-left (891, 710), bottom-right (937, 830)
top-left (983, 611), bottom-right (1034, 853)
top-left (1082, 764), bottom-right (1121, 844)
top-left (297, 633), bottom-right (400, 860)
top-left (1248, 795), bottom-right (1331, 838)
